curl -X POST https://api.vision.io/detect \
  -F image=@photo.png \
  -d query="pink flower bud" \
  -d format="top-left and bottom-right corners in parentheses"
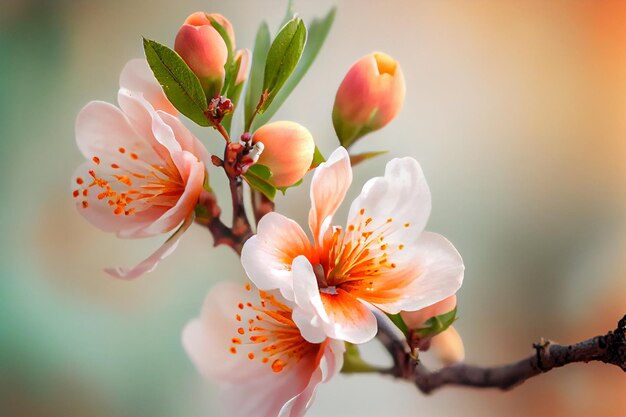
top-left (235, 49), bottom-right (250, 86)
top-left (400, 295), bottom-right (457, 329)
top-left (332, 52), bottom-right (406, 147)
top-left (252, 121), bottom-right (315, 188)
top-left (174, 12), bottom-right (235, 98)
top-left (431, 326), bottom-right (465, 365)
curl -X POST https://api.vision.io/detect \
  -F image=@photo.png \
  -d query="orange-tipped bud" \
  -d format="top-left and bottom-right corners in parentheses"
top-left (174, 12), bottom-right (235, 98)
top-left (400, 295), bottom-right (457, 329)
top-left (332, 52), bottom-right (405, 147)
top-left (235, 49), bottom-right (250, 86)
top-left (252, 121), bottom-right (315, 188)
top-left (431, 326), bottom-right (465, 365)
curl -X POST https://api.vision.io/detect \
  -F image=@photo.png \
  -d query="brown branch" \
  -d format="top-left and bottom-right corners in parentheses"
top-left (228, 175), bottom-right (253, 247)
top-left (375, 313), bottom-right (626, 394)
top-left (196, 189), bottom-right (251, 255)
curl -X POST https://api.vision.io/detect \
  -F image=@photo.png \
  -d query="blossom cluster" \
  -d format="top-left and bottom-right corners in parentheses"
top-left (72, 9), bottom-right (465, 417)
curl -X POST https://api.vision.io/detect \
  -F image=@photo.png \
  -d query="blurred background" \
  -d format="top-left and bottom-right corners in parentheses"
top-left (1, 0), bottom-right (625, 416)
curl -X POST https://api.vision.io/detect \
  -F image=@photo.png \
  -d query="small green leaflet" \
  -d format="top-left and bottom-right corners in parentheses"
top-left (142, 38), bottom-right (209, 126)
top-left (243, 164), bottom-right (276, 201)
top-left (260, 17), bottom-right (307, 113)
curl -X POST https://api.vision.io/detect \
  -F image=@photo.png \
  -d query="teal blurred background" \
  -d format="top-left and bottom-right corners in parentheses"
top-left (1, 1), bottom-right (625, 416)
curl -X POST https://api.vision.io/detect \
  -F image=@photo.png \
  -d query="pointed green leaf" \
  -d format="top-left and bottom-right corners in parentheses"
top-left (255, 7), bottom-right (336, 127)
top-left (349, 150), bottom-right (388, 167)
top-left (244, 22), bottom-right (271, 131)
top-left (143, 38), bottom-right (209, 126)
top-left (243, 164), bottom-right (276, 201)
top-left (260, 17), bottom-right (307, 113)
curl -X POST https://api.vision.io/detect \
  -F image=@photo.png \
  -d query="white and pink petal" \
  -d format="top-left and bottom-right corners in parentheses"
top-left (347, 156), bottom-right (431, 246)
top-left (241, 213), bottom-right (315, 300)
top-left (104, 214), bottom-right (194, 280)
top-left (368, 231), bottom-right (464, 314)
top-left (308, 147), bottom-right (352, 247)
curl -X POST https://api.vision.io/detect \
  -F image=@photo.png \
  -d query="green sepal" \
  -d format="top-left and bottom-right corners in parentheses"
top-left (415, 307), bottom-right (458, 338)
top-left (143, 38), bottom-right (209, 126)
top-left (333, 107), bottom-right (379, 149)
top-left (260, 17), bottom-right (307, 113)
top-left (243, 164), bottom-right (277, 201)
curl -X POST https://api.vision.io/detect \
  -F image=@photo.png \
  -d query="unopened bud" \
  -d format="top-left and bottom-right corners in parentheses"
top-left (174, 12), bottom-right (235, 98)
top-left (252, 121), bottom-right (315, 188)
top-left (333, 52), bottom-right (405, 147)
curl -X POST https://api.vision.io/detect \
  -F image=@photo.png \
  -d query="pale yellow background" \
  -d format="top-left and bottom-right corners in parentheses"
top-left (1, 1), bottom-right (625, 416)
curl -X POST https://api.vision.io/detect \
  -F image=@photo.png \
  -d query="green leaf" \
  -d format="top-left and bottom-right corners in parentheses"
top-left (260, 17), bottom-right (307, 113)
top-left (415, 307), bottom-right (458, 338)
top-left (386, 312), bottom-right (409, 338)
top-left (143, 38), bottom-right (209, 126)
top-left (349, 150), bottom-right (388, 167)
top-left (243, 164), bottom-right (276, 201)
top-left (254, 7), bottom-right (336, 128)
top-left (310, 146), bottom-right (326, 169)
top-left (244, 21), bottom-right (271, 131)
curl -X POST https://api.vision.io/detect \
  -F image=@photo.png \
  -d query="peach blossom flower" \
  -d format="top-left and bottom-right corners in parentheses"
top-left (72, 59), bottom-right (209, 279)
top-left (252, 121), bottom-right (315, 188)
top-left (241, 147), bottom-right (464, 344)
top-left (183, 281), bottom-right (344, 417)
top-left (333, 52), bottom-right (406, 147)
